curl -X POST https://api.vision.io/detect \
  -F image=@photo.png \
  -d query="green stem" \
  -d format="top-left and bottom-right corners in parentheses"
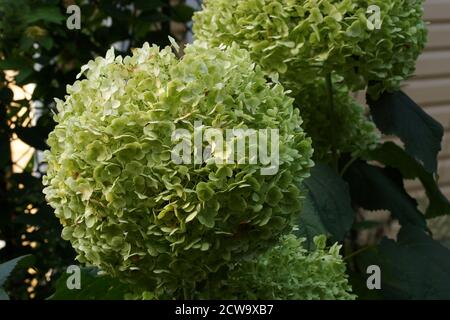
top-left (339, 155), bottom-right (359, 177)
top-left (325, 72), bottom-right (339, 170)
top-left (344, 245), bottom-right (377, 261)
top-left (182, 281), bottom-right (189, 300)
top-left (326, 73), bottom-right (335, 110)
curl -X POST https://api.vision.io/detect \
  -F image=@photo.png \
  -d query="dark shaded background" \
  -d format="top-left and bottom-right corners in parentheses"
top-left (0, 0), bottom-right (193, 299)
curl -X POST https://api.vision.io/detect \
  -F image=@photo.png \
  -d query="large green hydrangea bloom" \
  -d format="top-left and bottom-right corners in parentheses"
top-left (193, 0), bottom-right (427, 98)
top-left (198, 235), bottom-right (355, 299)
top-left (43, 41), bottom-right (313, 294)
top-left (127, 235), bottom-right (355, 299)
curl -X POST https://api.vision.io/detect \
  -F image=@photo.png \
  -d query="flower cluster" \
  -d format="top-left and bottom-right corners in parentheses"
top-left (198, 235), bottom-right (355, 300)
top-left (295, 79), bottom-right (380, 162)
top-left (43, 41), bottom-right (313, 293)
top-left (127, 235), bottom-right (355, 300)
top-left (193, 0), bottom-right (427, 98)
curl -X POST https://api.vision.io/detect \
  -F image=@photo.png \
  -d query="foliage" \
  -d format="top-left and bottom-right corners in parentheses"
top-left (367, 91), bottom-right (443, 173)
top-left (193, 0), bottom-right (427, 98)
top-left (368, 142), bottom-right (450, 219)
top-left (355, 225), bottom-right (450, 299)
top-left (341, 100), bottom-right (450, 298)
top-left (43, 40), bottom-right (313, 297)
top-left (297, 164), bottom-right (354, 247)
top-left (0, 0), bottom-right (193, 299)
top-left (0, 255), bottom-right (34, 300)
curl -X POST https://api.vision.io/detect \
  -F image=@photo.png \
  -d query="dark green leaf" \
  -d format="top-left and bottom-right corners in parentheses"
top-left (24, 7), bottom-right (65, 24)
top-left (171, 4), bottom-right (194, 23)
top-left (0, 57), bottom-right (33, 84)
top-left (39, 36), bottom-right (54, 50)
top-left (353, 220), bottom-right (382, 230)
top-left (347, 271), bottom-right (383, 300)
top-left (15, 68), bottom-right (33, 84)
top-left (356, 225), bottom-right (450, 299)
top-left (0, 288), bottom-right (8, 300)
top-left (0, 255), bottom-right (34, 287)
top-left (298, 164), bottom-right (354, 244)
top-left (49, 267), bottom-right (128, 300)
top-left (0, 255), bottom-right (35, 300)
top-left (295, 195), bottom-right (328, 250)
top-left (370, 142), bottom-right (450, 218)
top-left (0, 87), bottom-right (13, 105)
top-left (134, 0), bottom-right (163, 11)
top-left (368, 91), bottom-right (443, 173)
top-left (0, 57), bottom-right (32, 71)
top-left (14, 115), bottom-right (54, 150)
top-left (14, 127), bottom-right (47, 150)
top-left (344, 161), bottom-right (427, 229)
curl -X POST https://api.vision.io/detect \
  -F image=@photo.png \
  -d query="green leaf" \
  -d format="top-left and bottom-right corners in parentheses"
top-left (14, 126), bottom-right (48, 150)
top-left (49, 267), bottom-right (128, 300)
top-left (370, 142), bottom-right (450, 218)
top-left (352, 220), bottom-right (382, 230)
top-left (298, 164), bottom-right (354, 243)
top-left (295, 195), bottom-right (328, 250)
top-left (15, 68), bottom-right (33, 84)
top-left (0, 288), bottom-right (8, 300)
top-left (0, 255), bottom-right (34, 287)
top-left (356, 225), bottom-right (450, 299)
top-left (344, 161), bottom-right (427, 229)
top-left (171, 4), bottom-right (195, 23)
top-left (367, 91), bottom-right (443, 173)
top-left (346, 20), bottom-right (363, 37)
top-left (0, 87), bottom-right (13, 105)
top-left (0, 57), bottom-right (33, 84)
top-left (134, 0), bottom-right (163, 11)
top-left (14, 116), bottom-right (54, 150)
top-left (39, 36), bottom-right (54, 50)
top-left (0, 57), bottom-right (32, 71)
top-left (0, 255), bottom-right (35, 300)
top-left (24, 7), bottom-right (65, 24)
top-left (197, 209), bottom-right (216, 228)
top-left (196, 182), bottom-right (214, 202)
top-left (347, 271), bottom-right (383, 300)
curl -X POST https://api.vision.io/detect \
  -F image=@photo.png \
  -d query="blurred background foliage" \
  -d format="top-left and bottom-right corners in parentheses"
top-left (0, 0), bottom-right (193, 299)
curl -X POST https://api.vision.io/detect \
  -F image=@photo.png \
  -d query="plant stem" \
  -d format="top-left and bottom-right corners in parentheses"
top-left (325, 72), bottom-right (339, 170)
top-left (339, 155), bottom-right (358, 177)
top-left (344, 244), bottom-right (377, 261)
top-left (182, 281), bottom-right (189, 300)
top-left (0, 84), bottom-right (13, 258)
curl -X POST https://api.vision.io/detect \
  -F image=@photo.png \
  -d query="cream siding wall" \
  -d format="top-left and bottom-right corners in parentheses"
top-left (403, 0), bottom-right (450, 197)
